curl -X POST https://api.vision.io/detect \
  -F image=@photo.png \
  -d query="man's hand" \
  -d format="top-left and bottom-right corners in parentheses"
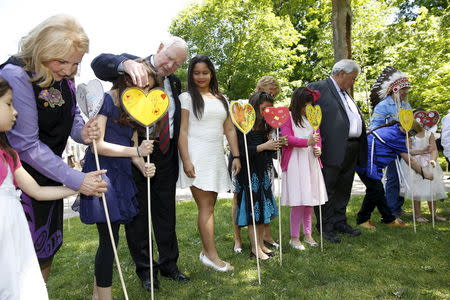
top-left (123, 59), bottom-right (149, 88)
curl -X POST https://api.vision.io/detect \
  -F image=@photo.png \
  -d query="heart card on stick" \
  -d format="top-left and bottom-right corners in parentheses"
top-left (262, 107), bottom-right (289, 129)
top-left (414, 110), bottom-right (440, 130)
top-left (399, 108), bottom-right (414, 131)
top-left (121, 88), bottom-right (169, 127)
top-left (229, 101), bottom-right (256, 134)
top-left (305, 104), bottom-right (322, 131)
top-left (76, 79), bottom-right (104, 119)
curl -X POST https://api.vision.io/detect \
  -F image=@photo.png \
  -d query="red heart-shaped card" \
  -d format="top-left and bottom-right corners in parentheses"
top-left (414, 110), bottom-right (440, 130)
top-left (262, 107), bottom-right (289, 128)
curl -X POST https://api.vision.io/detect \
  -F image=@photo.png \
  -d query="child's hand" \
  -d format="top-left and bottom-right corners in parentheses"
top-left (264, 139), bottom-right (281, 151)
top-left (138, 140), bottom-right (154, 157)
top-left (279, 136), bottom-right (288, 146)
top-left (429, 160), bottom-right (436, 168)
top-left (308, 133), bottom-right (319, 146)
top-left (142, 163), bottom-right (156, 178)
top-left (313, 146), bottom-right (321, 158)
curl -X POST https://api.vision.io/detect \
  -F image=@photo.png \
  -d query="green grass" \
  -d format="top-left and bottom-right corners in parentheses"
top-left (48, 196), bottom-right (450, 300)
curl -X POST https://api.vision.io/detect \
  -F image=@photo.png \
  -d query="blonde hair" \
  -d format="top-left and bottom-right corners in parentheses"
top-left (255, 76), bottom-right (280, 96)
top-left (16, 14), bottom-right (89, 87)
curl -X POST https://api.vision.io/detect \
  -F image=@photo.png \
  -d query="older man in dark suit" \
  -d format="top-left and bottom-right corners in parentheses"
top-left (91, 37), bottom-right (189, 290)
top-left (308, 59), bottom-right (367, 243)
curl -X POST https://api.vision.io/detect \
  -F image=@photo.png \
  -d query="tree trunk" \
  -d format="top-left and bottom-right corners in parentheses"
top-left (332, 0), bottom-right (352, 63)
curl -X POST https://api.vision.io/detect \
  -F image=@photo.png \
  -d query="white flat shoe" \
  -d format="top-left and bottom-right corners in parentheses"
top-left (233, 247), bottom-right (242, 254)
top-left (303, 238), bottom-right (318, 247)
top-left (199, 252), bottom-right (234, 272)
top-left (289, 240), bottom-right (305, 251)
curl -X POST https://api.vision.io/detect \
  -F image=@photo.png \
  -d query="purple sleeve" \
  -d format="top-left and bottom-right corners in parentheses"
top-left (1, 64), bottom-right (85, 190)
top-left (70, 105), bottom-right (86, 144)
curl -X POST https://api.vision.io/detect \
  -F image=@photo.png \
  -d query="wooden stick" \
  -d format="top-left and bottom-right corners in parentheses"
top-left (276, 129), bottom-right (283, 265)
top-left (92, 141), bottom-right (129, 300)
top-left (430, 174), bottom-right (435, 228)
top-left (146, 127), bottom-right (155, 300)
top-left (313, 130), bottom-right (323, 252)
top-left (406, 131), bottom-right (416, 233)
top-left (243, 135), bottom-right (261, 285)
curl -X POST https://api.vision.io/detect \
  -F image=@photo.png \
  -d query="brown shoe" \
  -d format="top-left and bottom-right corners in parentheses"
top-left (387, 219), bottom-right (407, 227)
top-left (358, 220), bottom-right (377, 229)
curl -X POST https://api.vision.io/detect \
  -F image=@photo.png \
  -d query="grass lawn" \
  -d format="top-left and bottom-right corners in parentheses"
top-left (48, 196), bottom-right (450, 300)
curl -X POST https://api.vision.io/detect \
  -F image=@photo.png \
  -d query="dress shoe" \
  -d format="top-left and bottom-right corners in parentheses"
top-left (263, 240), bottom-right (280, 249)
top-left (358, 220), bottom-right (377, 229)
top-left (249, 251), bottom-right (271, 261)
top-left (141, 278), bottom-right (159, 291)
top-left (199, 252), bottom-right (234, 272)
top-left (323, 231), bottom-right (341, 243)
top-left (335, 224), bottom-right (361, 236)
top-left (160, 270), bottom-right (190, 282)
top-left (387, 219), bottom-right (407, 227)
top-left (289, 240), bottom-right (306, 250)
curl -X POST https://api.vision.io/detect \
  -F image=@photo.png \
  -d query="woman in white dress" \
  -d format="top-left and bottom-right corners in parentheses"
top-left (178, 55), bottom-right (241, 272)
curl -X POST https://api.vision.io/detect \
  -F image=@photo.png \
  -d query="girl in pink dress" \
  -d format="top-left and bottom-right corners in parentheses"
top-left (281, 87), bottom-right (328, 250)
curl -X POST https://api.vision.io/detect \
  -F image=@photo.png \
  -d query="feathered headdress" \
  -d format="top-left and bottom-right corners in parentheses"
top-left (370, 66), bottom-right (411, 108)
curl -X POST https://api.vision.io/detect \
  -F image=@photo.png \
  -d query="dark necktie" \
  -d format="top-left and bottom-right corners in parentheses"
top-left (158, 113), bottom-right (170, 154)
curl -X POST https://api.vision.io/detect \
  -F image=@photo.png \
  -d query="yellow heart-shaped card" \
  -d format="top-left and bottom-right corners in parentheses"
top-left (399, 108), bottom-right (414, 132)
top-left (305, 104), bottom-right (322, 131)
top-left (121, 88), bottom-right (169, 127)
top-left (229, 101), bottom-right (255, 134)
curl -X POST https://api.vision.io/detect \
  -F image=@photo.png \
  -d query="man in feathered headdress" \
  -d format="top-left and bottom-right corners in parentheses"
top-left (368, 67), bottom-right (413, 222)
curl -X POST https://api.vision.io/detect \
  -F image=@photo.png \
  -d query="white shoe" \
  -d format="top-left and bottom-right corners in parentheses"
top-left (199, 252), bottom-right (234, 272)
top-left (233, 247), bottom-right (242, 254)
top-left (289, 240), bottom-right (305, 251)
top-left (303, 238), bottom-right (318, 247)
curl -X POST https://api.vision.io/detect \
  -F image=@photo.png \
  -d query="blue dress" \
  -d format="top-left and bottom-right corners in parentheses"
top-left (79, 94), bottom-right (138, 224)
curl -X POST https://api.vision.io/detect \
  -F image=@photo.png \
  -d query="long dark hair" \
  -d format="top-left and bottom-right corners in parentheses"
top-left (289, 87), bottom-right (314, 127)
top-left (113, 59), bottom-right (162, 129)
top-left (0, 77), bottom-right (18, 166)
top-left (248, 91), bottom-right (274, 131)
top-left (187, 54), bottom-right (227, 119)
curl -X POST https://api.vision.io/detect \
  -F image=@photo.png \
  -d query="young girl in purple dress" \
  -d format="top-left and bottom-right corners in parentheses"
top-left (79, 60), bottom-right (156, 299)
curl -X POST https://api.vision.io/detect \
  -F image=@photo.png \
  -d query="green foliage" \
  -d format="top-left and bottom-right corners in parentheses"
top-left (48, 196), bottom-right (450, 299)
top-left (169, 0), bottom-right (301, 100)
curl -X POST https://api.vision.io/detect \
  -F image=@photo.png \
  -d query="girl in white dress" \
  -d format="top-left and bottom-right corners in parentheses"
top-left (0, 78), bottom-right (106, 299)
top-left (281, 87), bottom-right (328, 250)
top-left (178, 55), bottom-right (241, 272)
top-left (399, 126), bottom-right (447, 222)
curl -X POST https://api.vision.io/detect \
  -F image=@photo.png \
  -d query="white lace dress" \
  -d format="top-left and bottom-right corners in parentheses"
top-left (0, 164), bottom-right (48, 300)
top-left (399, 130), bottom-right (447, 201)
top-left (177, 92), bottom-right (232, 193)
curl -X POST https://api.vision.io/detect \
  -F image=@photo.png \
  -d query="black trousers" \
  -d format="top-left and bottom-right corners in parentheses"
top-left (315, 140), bottom-right (360, 233)
top-left (125, 140), bottom-right (179, 281)
top-left (356, 172), bottom-right (396, 224)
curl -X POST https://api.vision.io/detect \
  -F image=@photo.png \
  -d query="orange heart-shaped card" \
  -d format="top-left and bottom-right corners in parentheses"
top-left (399, 108), bottom-right (414, 132)
top-left (229, 101), bottom-right (255, 134)
top-left (305, 104), bottom-right (322, 131)
top-left (121, 88), bottom-right (169, 127)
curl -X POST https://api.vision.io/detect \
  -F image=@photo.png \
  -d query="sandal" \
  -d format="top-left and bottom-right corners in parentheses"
top-left (416, 216), bottom-right (429, 223)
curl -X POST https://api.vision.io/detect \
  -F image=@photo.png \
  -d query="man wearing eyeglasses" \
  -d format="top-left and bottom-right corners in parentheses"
top-left (91, 36), bottom-right (189, 291)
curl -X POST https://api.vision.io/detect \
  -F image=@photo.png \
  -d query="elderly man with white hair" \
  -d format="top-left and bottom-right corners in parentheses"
top-left (91, 36), bottom-right (190, 291)
top-left (308, 59), bottom-right (367, 243)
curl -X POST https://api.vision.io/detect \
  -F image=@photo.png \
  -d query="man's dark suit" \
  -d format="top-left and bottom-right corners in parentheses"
top-left (91, 53), bottom-right (182, 280)
top-left (308, 77), bottom-right (367, 233)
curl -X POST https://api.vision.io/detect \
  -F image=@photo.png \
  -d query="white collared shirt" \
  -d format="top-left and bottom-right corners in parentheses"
top-left (151, 56), bottom-right (175, 138)
top-left (330, 77), bottom-right (362, 138)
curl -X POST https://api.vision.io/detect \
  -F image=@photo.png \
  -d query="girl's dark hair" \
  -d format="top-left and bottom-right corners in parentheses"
top-left (289, 87), bottom-right (314, 127)
top-left (113, 59), bottom-right (162, 129)
top-left (0, 77), bottom-right (18, 166)
top-left (187, 54), bottom-right (227, 119)
top-left (248, 91), bottom-right (274, 131)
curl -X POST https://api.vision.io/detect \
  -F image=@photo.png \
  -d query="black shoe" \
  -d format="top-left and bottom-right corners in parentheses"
top-left (323, 231), bottom-right (341, 243)
top-left (160, 270), bottom-right (190, 282)
top-left (142, 278), bottom-right (159, 291)
top-left (335, 224), bottom-right (362, 236)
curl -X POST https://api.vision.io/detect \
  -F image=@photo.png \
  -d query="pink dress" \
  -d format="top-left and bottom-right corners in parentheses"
top-left (281, 115), bottom-right (328, 207)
